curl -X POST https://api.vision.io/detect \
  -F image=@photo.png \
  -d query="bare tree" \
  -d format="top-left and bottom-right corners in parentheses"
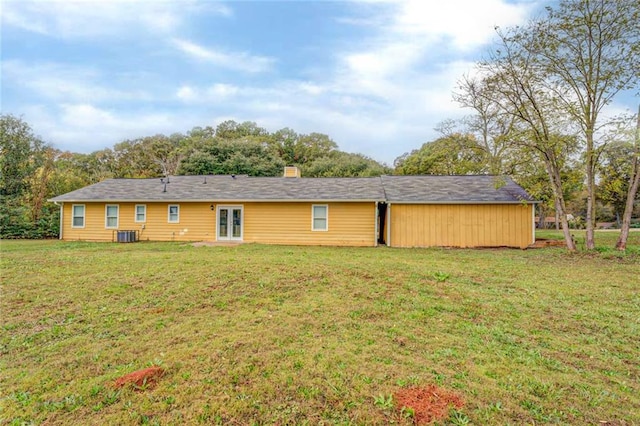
top-left (468, 26), bottom-right (579, 250)
top-left (532, 0), bottom-right (640, 249)
top-left (616, 105), bottom-right (640, 250)
top-left (454, 75), bottom-right (523, 176)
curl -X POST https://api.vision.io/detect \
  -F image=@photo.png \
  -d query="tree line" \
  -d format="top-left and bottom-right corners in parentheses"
top-left (1, 0), bottom-right (638, 249)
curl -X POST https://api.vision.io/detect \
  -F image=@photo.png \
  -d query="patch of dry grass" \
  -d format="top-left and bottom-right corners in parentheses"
top-left (1, 232), bottom-right (639, 425)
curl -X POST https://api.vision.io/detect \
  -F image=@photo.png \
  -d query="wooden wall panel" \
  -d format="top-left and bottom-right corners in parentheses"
top-left (389, 203), bottom-right (534, 248)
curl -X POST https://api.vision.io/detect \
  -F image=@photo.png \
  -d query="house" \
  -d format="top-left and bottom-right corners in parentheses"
top-left (49, 168), bottom-right (537, 248)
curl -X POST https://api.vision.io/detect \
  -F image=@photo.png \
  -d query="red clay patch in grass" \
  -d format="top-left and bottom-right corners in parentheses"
top-left (114, 367), bottom-right (164, 390)
top-left (394, 385), bottom-right (464, 425)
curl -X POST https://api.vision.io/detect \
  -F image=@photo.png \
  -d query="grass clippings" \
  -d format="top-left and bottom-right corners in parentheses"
top-left (394, 385), bottom-right (464, 425)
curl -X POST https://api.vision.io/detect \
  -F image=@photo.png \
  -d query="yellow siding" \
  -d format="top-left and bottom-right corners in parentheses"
top-left (61, 202), bottom-right (216, 241)
top-left (243, 202), bottom-right (376, 246)
top-left (389, 203), bottom-right (534, 248)
top-left (60, 201), bottom-right (376, 246)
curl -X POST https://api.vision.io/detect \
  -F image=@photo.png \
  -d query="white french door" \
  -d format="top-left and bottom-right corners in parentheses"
top-left (217, 206), bottom-right (243, 241)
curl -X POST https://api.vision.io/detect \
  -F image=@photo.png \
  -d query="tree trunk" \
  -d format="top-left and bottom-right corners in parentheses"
top-left (538, 205), bottom-right (546, 229)
top-left (616, 167), bottom-right (640, 250)
top-left (555, 191), bottom-right (575, 251)
top-left (616, 105), bottom-right (640, 250)
top-left (546, 161), bottom-right (576, 250)
top-left (585, 147), bottom-right (597, 250)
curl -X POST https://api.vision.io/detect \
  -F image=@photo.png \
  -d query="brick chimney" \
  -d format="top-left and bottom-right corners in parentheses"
top-left (283, 166), bottom-right (301, 178)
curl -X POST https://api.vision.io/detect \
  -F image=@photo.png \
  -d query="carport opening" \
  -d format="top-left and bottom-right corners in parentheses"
top-left (377, 202), bottom-right (387, 245)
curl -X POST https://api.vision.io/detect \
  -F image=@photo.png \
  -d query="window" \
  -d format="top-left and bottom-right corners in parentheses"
top-left (135, 204), bottom-right (146, 222)
top-left (168, 205), bottom-right (179, 223)
top-left (72, 204), bottom-right (85, 228)
top-left (105, 205), bottom-right (119, 229)
top-left (312, 204), bottom-right (328, 231)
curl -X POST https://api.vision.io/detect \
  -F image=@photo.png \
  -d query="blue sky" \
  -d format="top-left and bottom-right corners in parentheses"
top-left (1, 0), bottom-right (636, 165)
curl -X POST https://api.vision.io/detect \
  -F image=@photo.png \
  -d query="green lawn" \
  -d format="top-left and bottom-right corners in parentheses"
top-left (1, 231), bottom-right (639, 425)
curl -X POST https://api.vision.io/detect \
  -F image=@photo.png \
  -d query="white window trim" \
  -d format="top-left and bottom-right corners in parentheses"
top-left (105, 204), bottom-right (119, 229)
top-left (168, 204), bottom-right (180, 223)
top-left (135, 204), bottom-right (147, 223)
top-left (71, 204), bottom-right (85, 229)
top-left (311, 204), bottom-right (328, 232)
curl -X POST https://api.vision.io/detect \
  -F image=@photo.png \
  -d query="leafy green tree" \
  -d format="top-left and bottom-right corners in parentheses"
top-left (523, 0), bottom-right (640, 249)
top-left (48, 151), bottom-right (94, 195)
top-left (269, 128), bottom-right (300, 164)
top-left (179, 138), bottom-right (284, 176)
top-left (215, 120), bottom-right (268, 140)
top-left (517, 154), bottom-right (583, 229)
top-left (0, 114), bottom-right (58, 238)
top-left (394, 134), bottom-right (486, 176)
top-left (0, 114), bottom-right (45, 197)
top-left (112, 133), bottom-right (185, 178)
top-left (598, 141), bottom-right (636, 225)
top-left (294, 133), bottom-right (338, 164)
top-left (302, 151), bottom-right (391, 177)
top-left (268, 129), bottom-right (338, 165)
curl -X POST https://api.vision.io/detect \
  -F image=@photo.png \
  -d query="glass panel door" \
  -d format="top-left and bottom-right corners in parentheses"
top-left (217, 206), bottom-right (243, 240)
top-left (218, 209), bottom-right (228, 238)
top-left (232, 209), bottom-right (242, 238)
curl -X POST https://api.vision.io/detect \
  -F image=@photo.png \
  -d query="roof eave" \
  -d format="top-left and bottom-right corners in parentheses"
top-left (48, 198), bottom-right (384, 203)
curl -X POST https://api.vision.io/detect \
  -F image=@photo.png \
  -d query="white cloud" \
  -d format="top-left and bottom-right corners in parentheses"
top-left (333, 0), bottom-right (534, 99)
top-left (59, 103), bottom-right (118, 128)
top-left (1, 0), bottom-right (232, 39)
top-left (176, 85), bottom-right (197, 102)
top-left (2, 61), bottom-right (152, 103)
top-left (208, 83), bottom-right (239, 98)
top-left (296, 0), bottom-right (537, 160)
top-left (171, 38), bottom-right (275, 73)
top-left (391, 0), bottom-right (533, 50)
top-left (176, 83), bottom-right (239, 102)
top-left (23, 103), bottom-right (199, 153)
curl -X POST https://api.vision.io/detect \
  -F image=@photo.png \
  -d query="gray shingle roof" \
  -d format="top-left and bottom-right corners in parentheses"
top-left (380, 175), bottom-right (535, 203)
top-left (49, 174), bottom-right (536, 203)
top-left (49, 175), bottom-right (386, 202)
